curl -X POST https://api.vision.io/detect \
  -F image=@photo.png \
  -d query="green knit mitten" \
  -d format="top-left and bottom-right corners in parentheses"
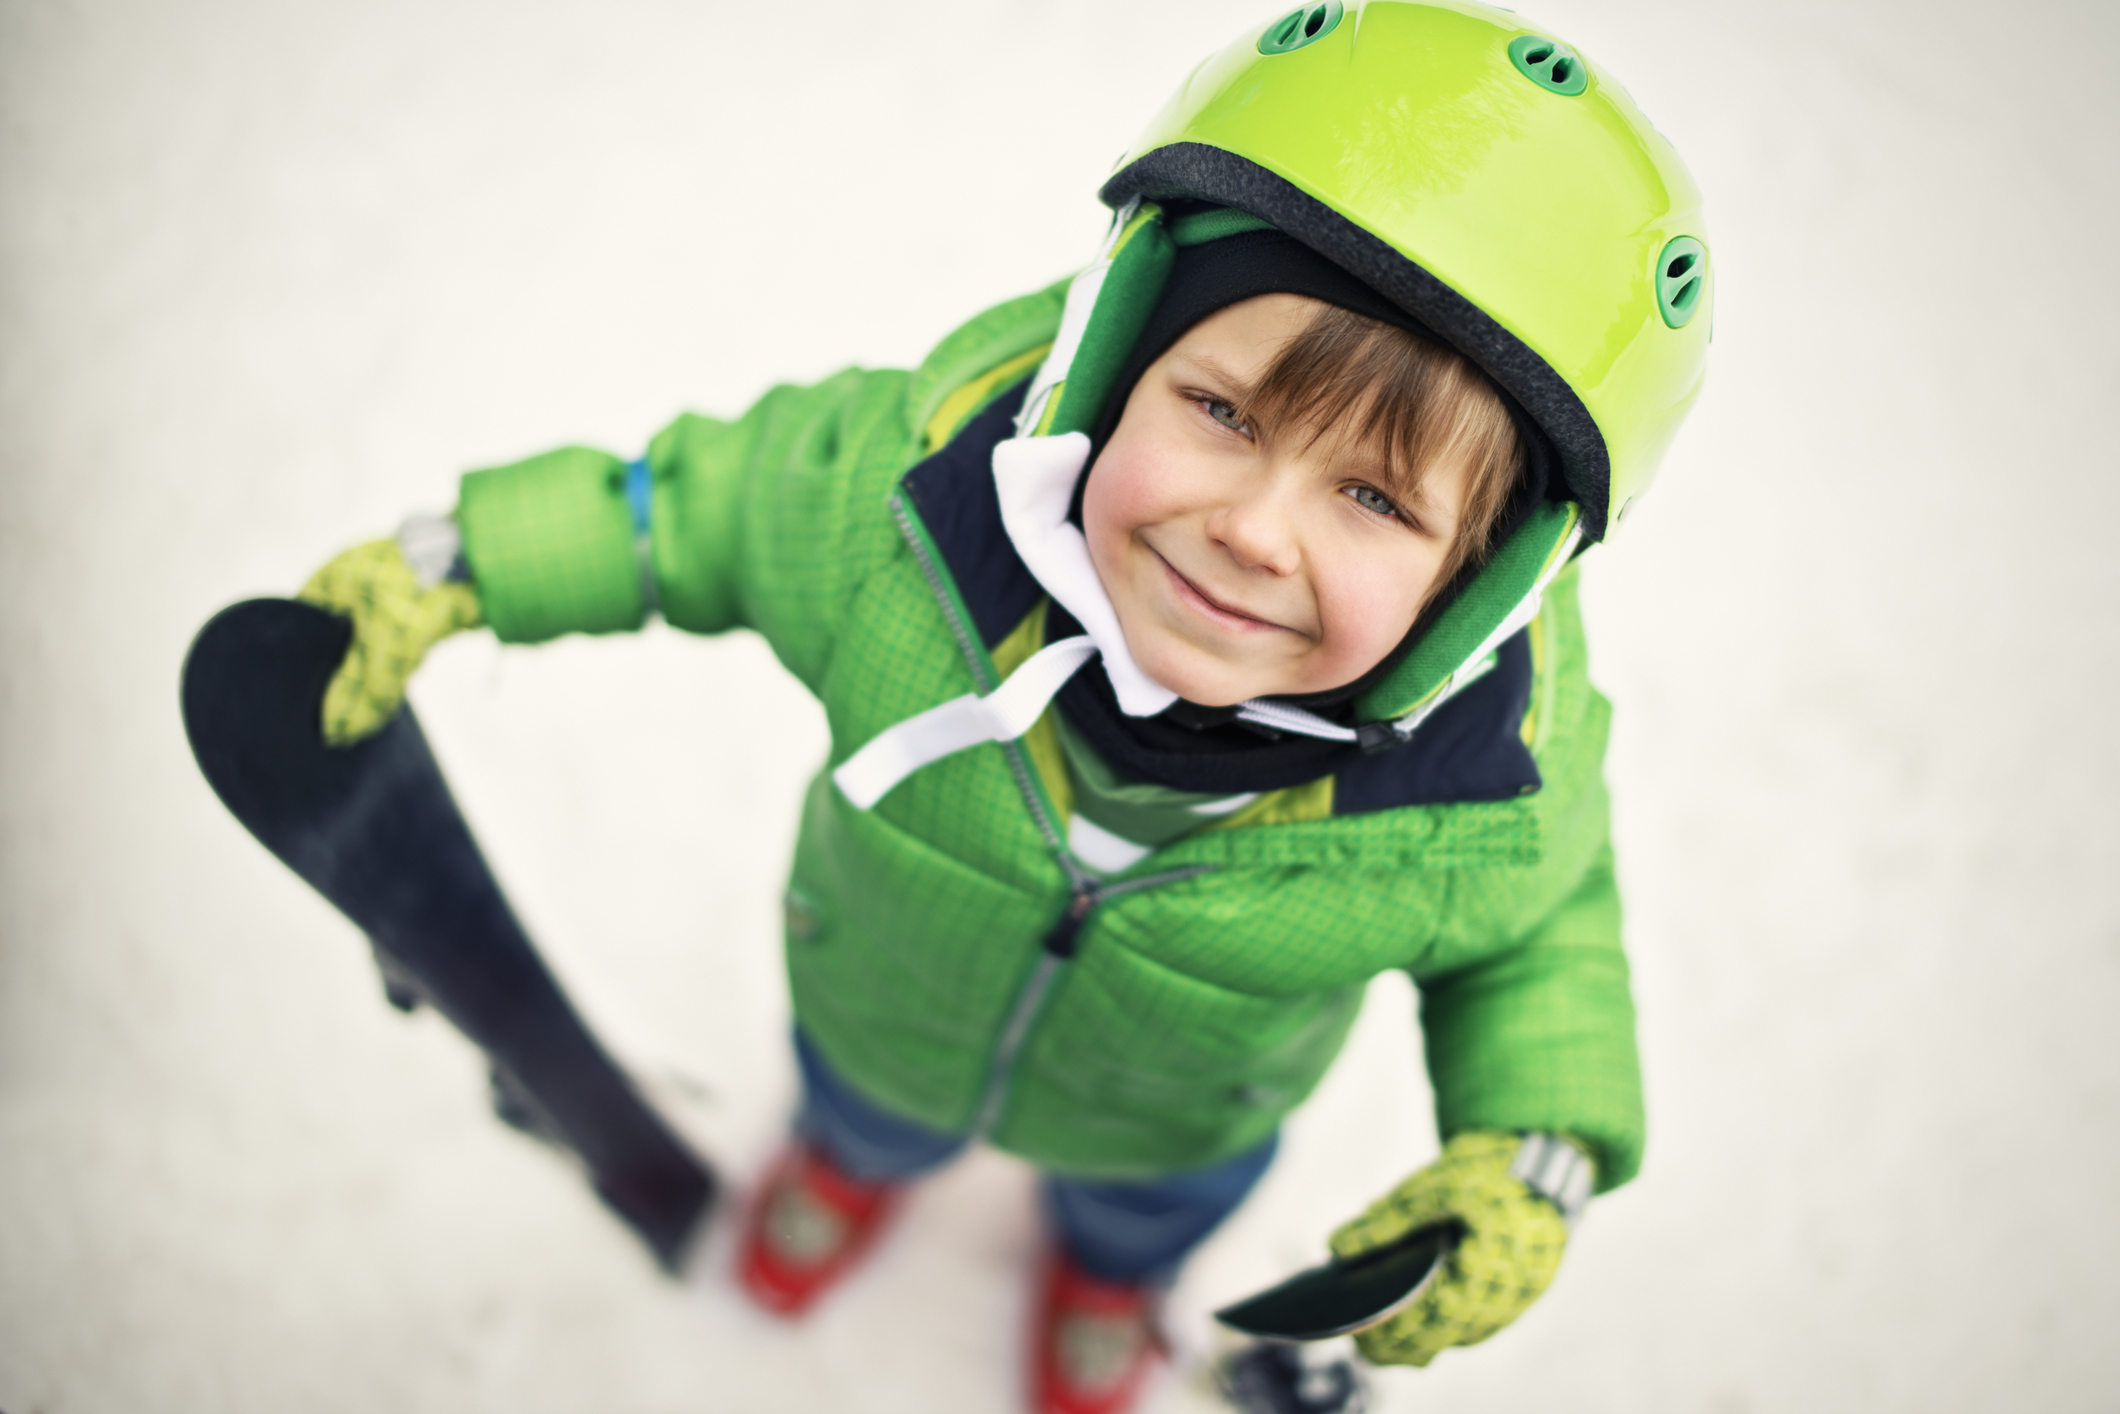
top-left (297, 536), bottom-right (481, 746)
top-left (1328, 1131), bottom-right (1578, 1368)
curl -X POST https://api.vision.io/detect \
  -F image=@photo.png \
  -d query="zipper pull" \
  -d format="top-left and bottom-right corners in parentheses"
top-left (1041, 884), bottom-right (1100, 959)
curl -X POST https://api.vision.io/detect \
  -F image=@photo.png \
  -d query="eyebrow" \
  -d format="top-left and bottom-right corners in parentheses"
top-left (1167, 345), bottom-right (1458, 524)
top-left (1166, 350), bottom-right (1259, 401)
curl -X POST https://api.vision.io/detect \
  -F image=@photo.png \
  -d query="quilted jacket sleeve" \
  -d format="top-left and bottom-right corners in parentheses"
top-left (453, 367), bottom-right (916, 694)
top-left (1410, 571), bottom-right (1646, 1192)
top-left (450, 282), bottom-right (1071, 691)
top-left (1416, 846), bottom-right (1643, 1191)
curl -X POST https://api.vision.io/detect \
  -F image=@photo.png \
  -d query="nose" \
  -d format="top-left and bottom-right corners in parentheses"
top-left (1207, 479), bottom-right (1302, 577)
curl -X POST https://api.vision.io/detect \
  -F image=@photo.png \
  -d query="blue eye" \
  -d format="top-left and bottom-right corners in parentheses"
top-left (1349, 485), bottom-right (1398, 518)
top-left (1205, 399), bottom-right (1248, 434)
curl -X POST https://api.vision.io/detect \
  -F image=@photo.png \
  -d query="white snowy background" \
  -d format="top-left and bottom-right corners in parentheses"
top-left (3, 0), bottom-right (2116, 1410)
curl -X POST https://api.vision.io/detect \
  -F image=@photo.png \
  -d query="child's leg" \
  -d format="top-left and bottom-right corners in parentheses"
top-left (739, 1030), bottom-right (969, 1314)
top-left (1042, 1135), bottom-right (1279, 1284)
top-left (1028, 1140), bottom-right (1280, 1412)
top-left (791, 1028), bottom-right (969, 1180)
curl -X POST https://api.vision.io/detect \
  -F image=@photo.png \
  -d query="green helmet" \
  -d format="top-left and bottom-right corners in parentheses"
top-left (1015, 0), bottom-right (1711, 726)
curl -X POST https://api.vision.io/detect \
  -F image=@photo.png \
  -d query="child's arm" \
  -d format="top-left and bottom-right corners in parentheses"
top-left (295, 279), bottom-right (1070, 745)
top-left (295, 367), bottom-right (913, 744)
top-left (1323, 859), bottom-right (1631, 1371)
top-left (1417, 844), bottom-right (1643, 1189)
top-left (454, 366), bottom-right (907, 685)
top-left (1332, 575), bottom-right (1642, 1367)
top-left (1324, 853), bottom-right (1635, 1368)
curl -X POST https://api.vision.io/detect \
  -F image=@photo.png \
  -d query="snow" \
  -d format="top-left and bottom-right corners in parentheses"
top-left (2, 0), bottom-right (2116, 1410)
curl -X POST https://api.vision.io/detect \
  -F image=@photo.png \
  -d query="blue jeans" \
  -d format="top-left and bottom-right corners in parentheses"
top-left (793, 1030), bottom-right (1276, 1284)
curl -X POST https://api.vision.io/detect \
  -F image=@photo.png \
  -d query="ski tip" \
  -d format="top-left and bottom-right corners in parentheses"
top-left (180, 597), bottom-right (356, 824)
top-left (1212, 1222), bottom-right (1459, 1343)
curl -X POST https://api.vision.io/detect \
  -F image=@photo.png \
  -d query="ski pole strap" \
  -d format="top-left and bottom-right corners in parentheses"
top-left (833, 635), bottom-right (1098, 809)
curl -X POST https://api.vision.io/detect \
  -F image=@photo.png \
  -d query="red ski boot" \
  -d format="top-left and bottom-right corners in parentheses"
top-left (737, 1140), bottom-right (902, 1316)
top-left (1030, 1246), bottom-right (1163, 1414)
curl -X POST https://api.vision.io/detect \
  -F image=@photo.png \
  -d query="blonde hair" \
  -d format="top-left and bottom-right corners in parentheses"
top-left (1234, 303), bottom-right (1524, 594)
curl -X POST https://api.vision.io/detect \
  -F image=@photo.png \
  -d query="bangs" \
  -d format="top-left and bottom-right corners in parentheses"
top-left (1235, 303), bottom-right (1524, 584)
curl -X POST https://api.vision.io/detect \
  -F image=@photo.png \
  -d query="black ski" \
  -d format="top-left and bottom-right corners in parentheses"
top-left (1214, 1222), bottom-right (1457, 1341)
top-left (180, 597), bottom-right (716, 1271)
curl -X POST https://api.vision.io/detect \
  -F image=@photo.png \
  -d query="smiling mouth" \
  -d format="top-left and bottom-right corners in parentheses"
top-left (1155, 552), bottom-right (1289, 633)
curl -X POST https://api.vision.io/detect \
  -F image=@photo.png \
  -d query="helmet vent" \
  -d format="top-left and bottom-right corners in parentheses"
top-left (1257, 1), bottom-right (1343, 56)
top-left (1507, 34), bottom-right (1590, 96)
top-left (1656, 237), bottom-right (1708, 328)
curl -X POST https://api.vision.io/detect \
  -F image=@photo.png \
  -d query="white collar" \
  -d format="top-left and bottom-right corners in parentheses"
top-left (989, 432), bottom-right (1178, 719)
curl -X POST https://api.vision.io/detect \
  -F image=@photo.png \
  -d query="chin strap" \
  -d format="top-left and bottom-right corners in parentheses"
top-left (1226, 649), bottom-right (1502, 749)
top-left (992, 433), bottom-right (1176, 718)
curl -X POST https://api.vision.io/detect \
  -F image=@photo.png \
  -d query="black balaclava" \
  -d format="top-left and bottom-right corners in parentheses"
top-left (1050, 222), bottom-right (1563, 794)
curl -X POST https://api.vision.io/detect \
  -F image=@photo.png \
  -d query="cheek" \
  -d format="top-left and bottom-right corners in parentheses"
top-left (1082, 441), bottom-right (1173, 558)
top-left (1310, 549), bottom-right (1431, 672)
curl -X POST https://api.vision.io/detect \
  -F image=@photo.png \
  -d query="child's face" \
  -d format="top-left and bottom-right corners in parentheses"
top-left (1083, 294), bottom-right (1469, 708)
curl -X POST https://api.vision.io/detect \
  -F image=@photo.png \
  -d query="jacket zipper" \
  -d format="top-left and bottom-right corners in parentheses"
top-left (967, 864), bottom-right (1208, 1133)
top-left (889, 488), bottom-right (1212, 1136)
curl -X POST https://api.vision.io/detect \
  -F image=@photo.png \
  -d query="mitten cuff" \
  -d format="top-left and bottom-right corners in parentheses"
top-left (1509, 1133), bottom-right (1594, 1227)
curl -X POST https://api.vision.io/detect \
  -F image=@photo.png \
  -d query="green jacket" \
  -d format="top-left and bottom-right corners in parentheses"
top-left (454, 282), bottom-right (1644, 1189)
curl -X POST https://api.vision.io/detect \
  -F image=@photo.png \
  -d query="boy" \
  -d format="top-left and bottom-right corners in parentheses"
top-left (286, 4), bottom-right (1711, 1411)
